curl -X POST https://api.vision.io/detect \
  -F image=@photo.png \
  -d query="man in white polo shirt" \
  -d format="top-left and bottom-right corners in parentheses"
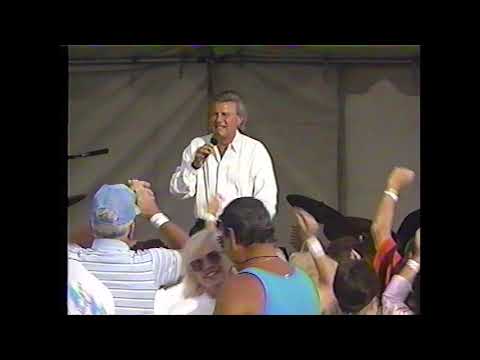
top-left (68, 181), bottom-right (189, 315)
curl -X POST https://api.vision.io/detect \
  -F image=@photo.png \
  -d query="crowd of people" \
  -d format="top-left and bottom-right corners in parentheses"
top-left (68, 90), bottom-right (420, 315)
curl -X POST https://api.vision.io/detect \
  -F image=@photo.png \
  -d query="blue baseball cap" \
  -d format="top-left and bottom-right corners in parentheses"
top-left (90, 184), bottom-right (138, 226)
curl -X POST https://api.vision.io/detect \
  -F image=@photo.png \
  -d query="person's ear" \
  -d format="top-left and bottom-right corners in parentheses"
top-left (127, 222), bottom-right (135, 240)
top-left (238, 116), bottom-right (247, 131)
top-left (415, 228), bottom-right (421, 246)
top-left (227, 227), bottom-right (238, 251)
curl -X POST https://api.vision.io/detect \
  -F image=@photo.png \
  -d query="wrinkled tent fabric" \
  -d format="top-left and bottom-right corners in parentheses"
top-left (68, 47), bottom-right (420, 249)
top-left (69, 45), bottom-right (419, 61)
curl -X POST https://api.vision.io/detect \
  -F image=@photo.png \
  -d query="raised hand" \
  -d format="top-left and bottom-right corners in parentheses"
top-left (387, 167), bottom-right (415, 193)
top-left (128, 179), bottom-right (159, 219)
top-left (192, 144), bottom-right (215, 169)
top-left (293, 207), bottom-right (319, 241)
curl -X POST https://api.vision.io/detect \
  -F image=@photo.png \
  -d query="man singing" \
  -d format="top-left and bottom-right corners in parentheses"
top-left (170, 90), bottom-right (278, 234)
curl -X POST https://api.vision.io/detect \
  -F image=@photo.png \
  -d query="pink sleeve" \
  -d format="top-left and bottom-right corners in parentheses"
top-left (382, 275), bottom-right (414, 315)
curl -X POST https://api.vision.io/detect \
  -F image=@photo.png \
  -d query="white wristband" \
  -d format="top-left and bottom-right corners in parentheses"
top-left (204, 213), bottom-right (217, 222)
top-left (384, 191), bottom-right (399, 202)
top-left (406, 259), bottom-right (420, 273)
top-left (305, 236), bottom-right (325, 258)
top-left (150, 212), bottom-right (170, 229)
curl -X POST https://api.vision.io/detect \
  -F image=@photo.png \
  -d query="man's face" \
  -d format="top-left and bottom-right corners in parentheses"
top-left (209, 101), bottom-right (242, 140)
top-left (218, 226), bottom-right (245, 266)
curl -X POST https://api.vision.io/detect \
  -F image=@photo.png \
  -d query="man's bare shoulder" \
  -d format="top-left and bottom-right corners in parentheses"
top-left (214, 273), bottom-right (264, 315)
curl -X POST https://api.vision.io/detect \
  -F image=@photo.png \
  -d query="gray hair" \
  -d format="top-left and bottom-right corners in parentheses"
top-left (213, 90), bottom-right (248, 131)
top-left (91, 221), bottom-right (133, 239)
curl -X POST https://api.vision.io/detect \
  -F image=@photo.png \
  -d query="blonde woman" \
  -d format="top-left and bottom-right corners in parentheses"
top-left (154, 229), bottom-right (232, 315)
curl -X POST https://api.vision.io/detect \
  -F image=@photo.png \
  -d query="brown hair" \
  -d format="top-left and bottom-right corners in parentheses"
top-left (333, 259), bottom-right (381, 314)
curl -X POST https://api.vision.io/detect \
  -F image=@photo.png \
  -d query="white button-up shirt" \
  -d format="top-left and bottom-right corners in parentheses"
top-left (170, 130), bottom-right (278, 220)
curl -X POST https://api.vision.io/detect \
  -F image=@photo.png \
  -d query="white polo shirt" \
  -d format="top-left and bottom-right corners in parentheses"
top-left (68, 240), bottom-right (183, 315)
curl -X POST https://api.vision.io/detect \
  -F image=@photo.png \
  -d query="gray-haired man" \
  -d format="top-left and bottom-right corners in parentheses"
top-left (170, 90), bottom-right (278, 235)
top-left (68, 180), bottom-right (189, 315)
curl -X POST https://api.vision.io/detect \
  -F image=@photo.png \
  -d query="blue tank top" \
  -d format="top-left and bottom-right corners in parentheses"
top-left (239, 266), bottom-right (321, 315)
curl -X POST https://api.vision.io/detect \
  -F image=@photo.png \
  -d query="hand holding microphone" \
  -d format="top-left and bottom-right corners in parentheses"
top-left (192, 137), bottom-right (218, 169)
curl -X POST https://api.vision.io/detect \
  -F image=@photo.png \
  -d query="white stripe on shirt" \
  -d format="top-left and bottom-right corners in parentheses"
top-left (68, 241), bottom-right (182, 315)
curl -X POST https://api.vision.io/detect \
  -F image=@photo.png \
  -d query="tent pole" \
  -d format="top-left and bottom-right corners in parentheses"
top-left (206, 57), bottom-right (215, 101)
top-left (337, 66), bottom-right (347, 214)
top-left (205, 51), bottom-right (216, 133)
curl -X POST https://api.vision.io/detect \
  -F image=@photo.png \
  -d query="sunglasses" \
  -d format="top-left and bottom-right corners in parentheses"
top-left (189, 251), bottom-right (222, 272)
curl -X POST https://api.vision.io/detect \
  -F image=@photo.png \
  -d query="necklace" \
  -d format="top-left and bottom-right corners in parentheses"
top-left (237, 255), bottom-right (279, 265)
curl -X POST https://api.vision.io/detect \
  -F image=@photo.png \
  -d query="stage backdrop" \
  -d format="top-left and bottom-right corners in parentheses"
top-left (69, 62), bottom-right (419, 250)
top-left (343, 65), bottom-right (420, 231)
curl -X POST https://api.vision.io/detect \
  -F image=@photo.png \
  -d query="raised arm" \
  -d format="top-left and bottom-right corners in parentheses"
top-left (205, 195), bottom-right (221, 232)
top-left (382, 228), bottom-right (420, 315)
top-left (371, 167), bottom-right (415, 251)
top-left (130, 180), bottom-right (189, 249)
top-left (397, 228), bottom-right (421, 284)
top-left (169, 142), bottom-right (199, 199)
top-left (294, 208), bottom-right (337, 289)
top-left (293, 208), bottom-right (339, 314)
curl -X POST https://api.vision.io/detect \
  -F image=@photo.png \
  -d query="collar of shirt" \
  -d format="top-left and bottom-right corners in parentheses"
top-left (227, 130), bottom-right (242, 154)
top-left (92, 238), bottom-right (130, 252)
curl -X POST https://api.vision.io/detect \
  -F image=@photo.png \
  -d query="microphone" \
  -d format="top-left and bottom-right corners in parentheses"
top-left (68, 148), bottom-right (109, 160)
top-left (209, 136), bottom-right (219, 162)
top-left (204, 136), bottom-right (218, 213)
